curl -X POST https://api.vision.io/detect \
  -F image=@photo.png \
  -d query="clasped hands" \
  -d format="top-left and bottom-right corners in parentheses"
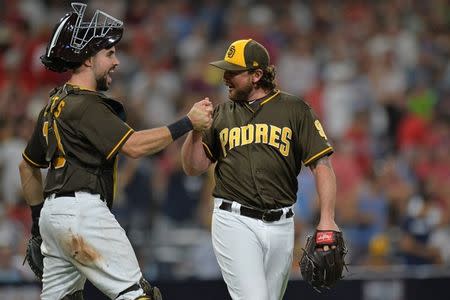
top-left (187, 98), bottom-right (213, 131)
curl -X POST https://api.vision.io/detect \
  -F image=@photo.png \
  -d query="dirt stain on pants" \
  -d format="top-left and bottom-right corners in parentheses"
top-left (63, 233), bottom-right (102, 265)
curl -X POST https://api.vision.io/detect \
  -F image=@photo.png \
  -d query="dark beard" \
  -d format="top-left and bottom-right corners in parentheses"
top-left (96, 75), bottom-right (109, 91)
top-left (230, 82), bottom-right (253, 102)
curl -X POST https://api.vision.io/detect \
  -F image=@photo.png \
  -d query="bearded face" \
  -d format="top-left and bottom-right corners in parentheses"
top-left (223, 70), bottom-right (255, 102)
top-left (228, 78), bottom-right (253, 102)
top-left (92, 47), bottom-right (119, 91)
top-left (96, 73), bottom-right (109, 91)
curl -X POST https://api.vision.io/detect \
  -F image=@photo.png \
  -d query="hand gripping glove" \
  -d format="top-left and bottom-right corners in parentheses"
top-left (299, 230), bottom-right (348, 292)
top-left (23, 235), bottom-right (44, 281)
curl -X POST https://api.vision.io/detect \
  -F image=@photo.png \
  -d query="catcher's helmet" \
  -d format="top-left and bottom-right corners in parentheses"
top-left (41, 2), bottom-right (123, 73)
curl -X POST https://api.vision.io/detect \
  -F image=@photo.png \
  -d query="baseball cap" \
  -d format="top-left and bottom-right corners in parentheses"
top-left (210, 39), bottom-right (270, 71)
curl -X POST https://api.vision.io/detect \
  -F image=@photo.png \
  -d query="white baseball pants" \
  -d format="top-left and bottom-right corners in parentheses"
top-left (212, 198), bottom-right (295, 300)
top-left (39, 191), bottom-right (144, 300)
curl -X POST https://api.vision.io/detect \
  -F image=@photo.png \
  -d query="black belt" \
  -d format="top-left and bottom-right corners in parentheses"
top-left (54, 191), bottom-right (76, 198)
top-left (219, 201), bottom-right (294, 222)
top-left (54, 191), bottom-right (105, 201)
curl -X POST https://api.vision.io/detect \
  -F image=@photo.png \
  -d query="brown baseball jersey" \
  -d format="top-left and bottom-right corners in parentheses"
top-left (22, 85), bottom-right (134, 207)
top-left (202, 90), bottom-right (333, 209)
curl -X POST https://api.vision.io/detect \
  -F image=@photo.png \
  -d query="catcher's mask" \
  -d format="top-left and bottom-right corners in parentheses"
top-left (41, 2), bottom-right (123, 73)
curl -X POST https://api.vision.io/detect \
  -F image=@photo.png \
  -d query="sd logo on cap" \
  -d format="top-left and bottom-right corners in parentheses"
top-left (210, 39), bottom-right (270, 71)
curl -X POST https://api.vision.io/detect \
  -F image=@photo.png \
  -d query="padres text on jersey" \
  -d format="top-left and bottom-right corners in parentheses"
top-left (219, 124), bottom-right (292, 157)
top-left (202, 91), bottom-right (333, 209)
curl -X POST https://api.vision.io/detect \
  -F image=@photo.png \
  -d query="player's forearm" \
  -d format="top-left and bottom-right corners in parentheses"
top-left (19, 160), bottom-right (44, 206)
top-left (181, 131), bottom-right (211, 176)
top-left (310, 157), bottom-right (339, 230)
top-left (122, 127), bottom-right (173, 158)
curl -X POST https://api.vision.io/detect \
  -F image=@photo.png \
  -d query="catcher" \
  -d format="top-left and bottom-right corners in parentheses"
top-left (19, 2), bottom-right (211, 300)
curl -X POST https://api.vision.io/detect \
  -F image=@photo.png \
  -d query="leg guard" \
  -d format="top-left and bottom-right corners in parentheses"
top-left (118, 277), bottom-right (162, 300)
top-left (61, 290), bottom-right (84, 300)
top-left (139, 277), bottom-right (162, 300)
top-left (133, 288), bottom-right (162, 300)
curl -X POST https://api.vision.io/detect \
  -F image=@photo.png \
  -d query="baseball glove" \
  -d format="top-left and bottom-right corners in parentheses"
top-left (23, 235), bottom-right (44, 281)
top-left (299, 230), bottom-right (347, 292)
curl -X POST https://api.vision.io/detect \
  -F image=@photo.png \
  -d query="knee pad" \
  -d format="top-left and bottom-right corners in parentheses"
top-left (61, 290), bottom-right (84, 300)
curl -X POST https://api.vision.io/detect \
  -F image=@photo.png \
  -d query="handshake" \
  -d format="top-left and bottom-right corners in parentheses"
top-left (186, 98), bottom-right (214, 131)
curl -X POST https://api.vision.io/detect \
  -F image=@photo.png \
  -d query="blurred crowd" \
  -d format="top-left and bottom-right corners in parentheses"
top-left (0, 0), bottom-right (449, 282)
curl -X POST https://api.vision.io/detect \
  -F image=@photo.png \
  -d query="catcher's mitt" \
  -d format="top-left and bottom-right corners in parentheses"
top-left (299, 230), bottom-right (347, 292)
top-left (23, 235), bottom-right (44, 281)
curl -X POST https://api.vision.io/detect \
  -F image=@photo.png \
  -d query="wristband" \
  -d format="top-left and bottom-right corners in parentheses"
top-left (168, 116), bottom-right (193, 140)
top-left (30, 202), bottom-right (44, 221)
top-left (30, 202), bottom-right (44, 237)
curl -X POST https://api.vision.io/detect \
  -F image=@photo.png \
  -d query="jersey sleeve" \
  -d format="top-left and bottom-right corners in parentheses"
top-left (202, 106), bottom-right (221, 162)
top-left (23, 109), bottom-right (50, 168)
top-left (299, 106), bottom-right (333, 166)
top-left (79, 101), bottom-right (134, 160)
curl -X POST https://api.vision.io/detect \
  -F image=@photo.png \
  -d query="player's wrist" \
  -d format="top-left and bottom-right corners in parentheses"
top-left (192, 129), bottom-right (203, 136)
top-left (30, 202), bottom-right (44, 236)
top-left (30, 202), bottom-right (43, 220)
top-left (168, 116), bottom-right (193, 141)
top-left (316, 219), bottom-right (339, 231)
